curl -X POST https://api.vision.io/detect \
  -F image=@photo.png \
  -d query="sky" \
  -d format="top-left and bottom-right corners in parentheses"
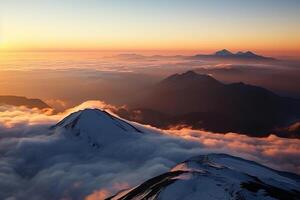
top-left (1, 0), bottom-right (300, 55)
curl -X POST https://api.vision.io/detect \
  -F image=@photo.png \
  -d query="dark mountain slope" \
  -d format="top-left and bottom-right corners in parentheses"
top-left (0, 95), bottom-right (50, 109)
top-left (190, 49), bottom-right (275, 61)
top-left (119, 71), bottom-right (300, 137)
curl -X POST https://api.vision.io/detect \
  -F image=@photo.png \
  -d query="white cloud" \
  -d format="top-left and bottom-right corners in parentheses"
top-left (0, 101), bottom-right (299, 200)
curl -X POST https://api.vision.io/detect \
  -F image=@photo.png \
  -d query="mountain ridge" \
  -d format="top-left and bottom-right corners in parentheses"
top-left (108, 153), bottom-right (300, 200)
top-left (191, 49), bottom-right (275, 60)
top-left (119, 71), bottom-right (300, 137)
top-left (0, 95), bottom-right (50, 109)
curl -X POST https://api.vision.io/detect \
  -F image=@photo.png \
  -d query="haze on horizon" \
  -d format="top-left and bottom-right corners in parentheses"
top-left (1, 0), bottom-right (300, 56)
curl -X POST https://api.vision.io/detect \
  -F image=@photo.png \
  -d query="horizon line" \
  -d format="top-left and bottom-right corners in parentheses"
top-left (1, 48), bottom-right (300, 57)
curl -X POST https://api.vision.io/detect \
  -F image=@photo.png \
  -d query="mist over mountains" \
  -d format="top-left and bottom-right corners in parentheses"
top-left (1, 70), bottom-right (299, 138)
top-left (2, 50), bottom-right (300, 107)
top-left (1, 50), bottom-right (300, 199)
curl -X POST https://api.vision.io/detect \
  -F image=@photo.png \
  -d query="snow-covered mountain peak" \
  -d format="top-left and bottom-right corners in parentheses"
top-left (53, 108), bottom-right (143, 148)
top-left (180, 154), bottom-right (299, 186)
top-left (109, 154), bottom-right (300, 200)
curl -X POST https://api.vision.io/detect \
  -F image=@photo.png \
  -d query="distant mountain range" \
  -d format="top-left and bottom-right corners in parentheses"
top-left (109, 49), bottom-right (275, 61)
top-left (117, 71), bottom-right (300, 138)
top-left (108, 154), bottom-right (300, 200)
top-left (190, 49), bottom-right (275, 61)
top-left (110, 53), bottom-right (185, 60)
top-left (0, 95), bottom-right (50, 109)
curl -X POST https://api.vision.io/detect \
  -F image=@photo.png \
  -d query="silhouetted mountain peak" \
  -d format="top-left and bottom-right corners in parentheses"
top-left (191, 50), bottom-right (275, 61)
top-left (0, 95), bottom-right (50, 109)
top-left (215, 49), bottom-right (233, 56)
top-left (181, 70), bottom-right (199, 77)
top-left (245, 51), bottom-right (255, 55)
top-left (237, 51), bottom-right (260, 57)
top-left (162, 71), bottom-right (219, 84)
top-left (215, 49), bottom-right (261, 58)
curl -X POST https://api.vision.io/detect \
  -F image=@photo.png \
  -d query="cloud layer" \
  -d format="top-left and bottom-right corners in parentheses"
top-left (0, 101), bottom-right (299, 200)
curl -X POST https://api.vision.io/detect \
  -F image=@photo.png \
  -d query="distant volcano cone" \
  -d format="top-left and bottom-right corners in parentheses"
top-left (53, 108), bottom-right (143, 148)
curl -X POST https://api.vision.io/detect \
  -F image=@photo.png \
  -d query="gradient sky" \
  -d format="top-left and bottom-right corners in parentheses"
top-left (1, 0), bottom-right (300, 55)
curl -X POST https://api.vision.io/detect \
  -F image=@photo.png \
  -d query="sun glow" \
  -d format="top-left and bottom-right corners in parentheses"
top-left (0, 1), bottom-right (299, 56)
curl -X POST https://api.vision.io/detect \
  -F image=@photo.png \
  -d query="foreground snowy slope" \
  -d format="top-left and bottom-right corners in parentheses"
top-left (108, 154), bottom-right (300, 200)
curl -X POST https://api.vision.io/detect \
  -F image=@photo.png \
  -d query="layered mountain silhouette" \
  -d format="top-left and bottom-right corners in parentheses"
top-left (117, 71), bottom-right (300, 137)
top-left (108, 154), bottom-right (300, 200)
top-left (108, 49), bottom-right (273, 61)
top-left (0, 95), bottom-right (50, 109)
top-left (190, 49), bottom-right (275, 61)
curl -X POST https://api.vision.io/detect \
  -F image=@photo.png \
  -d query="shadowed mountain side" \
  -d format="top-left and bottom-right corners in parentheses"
top-left (118, 71), bottom-right (300, 138)
top-left (192, 66), bottom-right (300, 99)
top-left (0, 95), bottom-right (50, 109)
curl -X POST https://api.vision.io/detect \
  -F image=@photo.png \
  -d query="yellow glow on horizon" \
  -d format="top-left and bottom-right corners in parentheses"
top-left (1, 22), bottom-right (299, 57)
top-left (1, 15), bottom-right (299, 57)
top-left (1, 0), bottom-right (299, 57)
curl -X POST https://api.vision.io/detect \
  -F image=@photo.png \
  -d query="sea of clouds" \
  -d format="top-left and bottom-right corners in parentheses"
top-left (0, 101), bottom-right (299, 200)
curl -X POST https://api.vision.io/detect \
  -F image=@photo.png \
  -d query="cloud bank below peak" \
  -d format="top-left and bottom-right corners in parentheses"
top-left (0, 101), bottom-right (299, 200)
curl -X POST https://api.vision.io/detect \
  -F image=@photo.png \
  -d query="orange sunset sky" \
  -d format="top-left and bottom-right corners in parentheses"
top-left (1, 0), bottom-right (300, 56)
